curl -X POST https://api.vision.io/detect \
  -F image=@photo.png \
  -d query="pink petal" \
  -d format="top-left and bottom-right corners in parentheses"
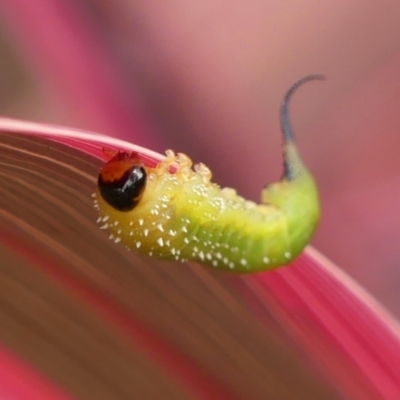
top-left (2, 118), bottom-right (400, 399)
top-left (0, 344), bottom-right (73, 400)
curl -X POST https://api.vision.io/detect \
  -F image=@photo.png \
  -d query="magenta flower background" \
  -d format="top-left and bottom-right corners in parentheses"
top-left (1, 1), bottom-right (400, 314)
top-left (1, 1), bottom-right (400, 399)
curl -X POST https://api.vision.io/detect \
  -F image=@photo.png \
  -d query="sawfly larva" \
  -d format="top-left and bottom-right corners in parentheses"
top-left (94, 75), bottom-right (322, 272)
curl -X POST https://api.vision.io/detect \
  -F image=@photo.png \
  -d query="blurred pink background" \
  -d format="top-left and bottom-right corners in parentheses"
top-left (1, 1), bottom-right (400, 316)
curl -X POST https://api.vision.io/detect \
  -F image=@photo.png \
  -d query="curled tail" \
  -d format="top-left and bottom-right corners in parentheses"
top-left (261, 75), bottom-right (323, 261)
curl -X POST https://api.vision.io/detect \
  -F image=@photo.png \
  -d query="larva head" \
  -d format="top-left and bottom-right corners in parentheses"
top-left (98, 151), bottom-right (147, 211)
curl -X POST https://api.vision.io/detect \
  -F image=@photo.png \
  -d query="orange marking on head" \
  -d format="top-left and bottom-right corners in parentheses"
top-left (99, 151), bottom-right (144, 183)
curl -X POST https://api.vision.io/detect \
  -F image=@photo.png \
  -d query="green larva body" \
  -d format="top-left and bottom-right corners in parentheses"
top-left (95, 75), bottom-right (322, 273)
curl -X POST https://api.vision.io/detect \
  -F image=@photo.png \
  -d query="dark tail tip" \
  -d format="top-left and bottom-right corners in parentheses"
top-left (281, 75), bottom-right (324, 180)
top-left (280, 75), bottom-right (325, 144)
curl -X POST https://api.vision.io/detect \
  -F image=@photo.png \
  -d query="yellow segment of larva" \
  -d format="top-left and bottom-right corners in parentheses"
top-left (95, 150), bottom-right (263, 267)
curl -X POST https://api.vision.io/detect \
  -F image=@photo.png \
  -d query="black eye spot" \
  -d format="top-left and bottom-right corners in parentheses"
top-left (98, 166), bottom-right (147, 211)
